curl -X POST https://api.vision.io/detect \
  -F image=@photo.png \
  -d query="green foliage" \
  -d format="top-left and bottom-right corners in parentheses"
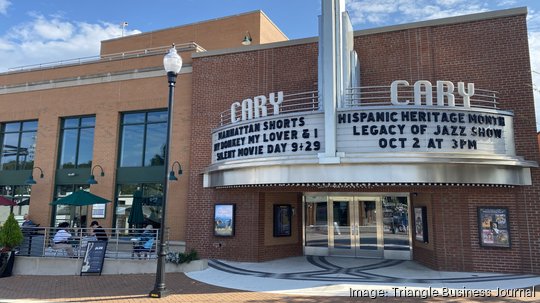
top-left (0, 213), bottom-right (24, 250)
top-left (165, 249), bottom-right (199, 265)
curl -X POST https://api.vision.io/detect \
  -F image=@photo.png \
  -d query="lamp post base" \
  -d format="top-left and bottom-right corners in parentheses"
top-left (149, 288), bottom-right (170, 298)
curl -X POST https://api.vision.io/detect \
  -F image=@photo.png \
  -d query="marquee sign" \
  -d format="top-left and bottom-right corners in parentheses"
top-left (212, 80), bottom-right (516, 164)
top-left (336, 107), bottom-right (513, 155)
top-left (213, 113), bottom-right (324, 162)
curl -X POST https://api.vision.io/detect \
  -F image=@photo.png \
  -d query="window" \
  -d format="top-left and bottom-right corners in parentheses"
top-left (119, 111), bottom-right (167, 167)
top-left (0, 185), bottom-right (31, 224)
top-left (0, 120), bottom-right (38, 170)
top-left (58, 116), bottom-right (95, 169)
top-left (52, 184), bottom-right (90, 228)
top-left (115, 183), bottom-right (163, 230)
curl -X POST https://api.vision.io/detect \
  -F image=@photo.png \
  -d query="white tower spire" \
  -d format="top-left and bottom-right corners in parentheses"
top-left (318, 0), bottom-right (357, 163)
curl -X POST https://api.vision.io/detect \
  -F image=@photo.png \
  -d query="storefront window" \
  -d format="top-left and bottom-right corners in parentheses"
top-left (52, 184), bottom-right (90, 228)
top-left (0, 185), bottom-right (31, 224)
top-left (115, 183), bottom-right (163, 231)
top-left (382, 196), bottom-right (410, 251)
top-left (0, 120), bottom-right (37, 170)
top-left (58, 116), bottom-right (95, 169)
top-left (119, 111), bottom-right (167, 167)
top-left (304, 196), bottom-right (328, 248)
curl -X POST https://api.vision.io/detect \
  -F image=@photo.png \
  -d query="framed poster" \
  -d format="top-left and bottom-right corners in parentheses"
top-left (414, 207), bottom-right (428, 243)
top-left (214, 204), bottom-right (235, 237)
top-left (273, 204), bottom-right (292, 237)
top-left (92, 204), bottom-right (106, 219)
top-left (478, 207), bottom-right (510, 248)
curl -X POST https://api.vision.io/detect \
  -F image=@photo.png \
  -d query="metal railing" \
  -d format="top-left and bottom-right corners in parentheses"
top-left (5, 43), bottom-right (206, 74)
top-left (345, 86), bottom-right (499, 109)
top-left (218, 90), bottom-right (320, 127)
top-left (16, 226), bottom-right (168, 260)
top-left (215, 85), bottom-right (499, 128)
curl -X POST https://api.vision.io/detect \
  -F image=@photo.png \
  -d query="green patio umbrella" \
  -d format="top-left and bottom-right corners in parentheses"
top-left (128, 190), bottom-right (145, 227)
top-left (50, 190), bottom-right (111, 206)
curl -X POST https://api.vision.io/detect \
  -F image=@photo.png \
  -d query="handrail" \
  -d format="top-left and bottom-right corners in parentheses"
top-left (215, 85), bottom-right (500, 128)
top-left (17, 226), bottom-right (170, 260)
top-left (218, 90), bottom-right (319, 127)
top-left (345, 86), bottom-right (499, 109)
top-left (5, 43), bottom-right (206, 74)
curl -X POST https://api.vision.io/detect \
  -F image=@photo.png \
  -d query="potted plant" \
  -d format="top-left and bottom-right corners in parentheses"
top-left (0, 213), bottom-right (24, 277)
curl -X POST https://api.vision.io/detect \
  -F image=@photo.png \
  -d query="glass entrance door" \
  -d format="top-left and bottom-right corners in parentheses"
top-left (329, 197), bottom-right (383, 257)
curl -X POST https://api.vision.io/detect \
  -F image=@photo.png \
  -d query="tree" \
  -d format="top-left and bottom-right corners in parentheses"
top-left (0, 213), bottom-right (24, 252)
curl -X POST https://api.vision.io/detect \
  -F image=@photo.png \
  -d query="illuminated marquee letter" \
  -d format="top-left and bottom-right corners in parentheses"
top-left (436, 81), bottom-right (455, 107)
top-left (241, 98), bottom-right (253, 121)
top-left (268, 91), bottom-right (283, 115)
top-left (253, 95), bottom-right (268, 118)
top-left (458, 82), bottom-right (474, 108)
top-left (230, 102), bottom-right (241, 123)
top-left (390, 80), bottom-right (410, 105)
top-left (414, 80), bottom-right (433, 106)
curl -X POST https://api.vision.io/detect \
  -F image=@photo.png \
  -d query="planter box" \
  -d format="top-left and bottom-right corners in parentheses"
top-left (0, 251), bottom-right (15, 277)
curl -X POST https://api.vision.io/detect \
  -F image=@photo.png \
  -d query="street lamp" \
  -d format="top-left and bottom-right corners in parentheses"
top-left (242, 31), bottom-right (252, 45)
top-left (25, 167), bottom-right (44, 185)
top-left (149, 44), bottom-right (182, 299)
top-left (86, 164), bottom-right (105, 185)
top-left (168, 161), bottom-right (183, 181)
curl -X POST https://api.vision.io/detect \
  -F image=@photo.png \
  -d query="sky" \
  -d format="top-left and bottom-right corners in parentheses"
top-left (0, 0), bottom-right (539, 127)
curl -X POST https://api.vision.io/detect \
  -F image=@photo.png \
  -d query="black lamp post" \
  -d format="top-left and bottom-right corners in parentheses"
top-left (149, 44), bottom-right (182, 299)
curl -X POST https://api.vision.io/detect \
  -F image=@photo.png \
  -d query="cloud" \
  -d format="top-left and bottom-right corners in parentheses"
top-left (0, 0), bottom-right (10, 15)
top-left (346, 0), bottom-right (489, 25)
top-left (0, 14), bottom-right (141, 72)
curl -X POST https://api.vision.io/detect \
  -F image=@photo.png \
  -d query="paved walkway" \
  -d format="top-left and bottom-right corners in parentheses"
top-left (1, 256), bottom-right (539, 302)
top-left (187, 256), bottom-right (540, 299)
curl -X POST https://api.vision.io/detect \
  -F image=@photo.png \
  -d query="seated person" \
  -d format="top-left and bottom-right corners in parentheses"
top-left (132, 224), bottom-right (155, 259)
top-left (21, 213), bottom-right (39, 235)
top-left (52, 222), bottom-right (74, 256)
top-left (89, 220), bottom-right (108, 242)
top-left (22, 213), bottom-right (36, 227)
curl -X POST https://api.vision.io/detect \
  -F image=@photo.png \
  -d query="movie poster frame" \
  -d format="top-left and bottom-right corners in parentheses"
top-left (414, 206), bottom-right (428, 243)
top-left (213, 204), bottom-right (235, 237)
top-left (478, 207), bottom-right (511, 248)
top-left (273, 204), bottom-right (292, 237)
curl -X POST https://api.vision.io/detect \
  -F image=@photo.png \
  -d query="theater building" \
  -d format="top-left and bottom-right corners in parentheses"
top-left (1, 1), bottom-right (539, 274)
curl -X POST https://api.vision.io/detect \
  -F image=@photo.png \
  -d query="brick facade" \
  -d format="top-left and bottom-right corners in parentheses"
top-left (188, 12), bottom-right (540, 274)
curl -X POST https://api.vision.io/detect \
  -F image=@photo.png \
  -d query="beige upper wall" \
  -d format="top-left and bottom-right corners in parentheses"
top-left (259, 11), bottom-right (289, 44)
top-left (100, 11), bottom-right (288, 56)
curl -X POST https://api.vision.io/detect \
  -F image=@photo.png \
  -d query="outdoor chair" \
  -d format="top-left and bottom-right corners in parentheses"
top-left (49, 239), bottom-right (68, 257)
top-left (132, 237), bottom-right (155, 259)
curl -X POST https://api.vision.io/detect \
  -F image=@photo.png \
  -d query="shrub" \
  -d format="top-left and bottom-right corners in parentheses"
top-left (0, 213), bottom-right (24, 251)
top-left (165, 249), bottom-right (199, 265)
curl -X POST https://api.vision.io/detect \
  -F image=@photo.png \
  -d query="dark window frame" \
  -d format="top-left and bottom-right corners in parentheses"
top-left (0, 120), bottom-right (38, 170)
top-left (57, 116), bottom-right (96, 169)
top-left (118, 110), bottom-right (167, 168)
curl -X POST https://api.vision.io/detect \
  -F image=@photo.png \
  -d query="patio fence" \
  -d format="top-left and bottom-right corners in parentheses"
top-left (16, 226), bottom-right (168, 260)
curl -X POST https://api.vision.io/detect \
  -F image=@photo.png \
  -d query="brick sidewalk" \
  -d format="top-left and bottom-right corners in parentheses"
top-left (0, 273), bottom-right (538, 303)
